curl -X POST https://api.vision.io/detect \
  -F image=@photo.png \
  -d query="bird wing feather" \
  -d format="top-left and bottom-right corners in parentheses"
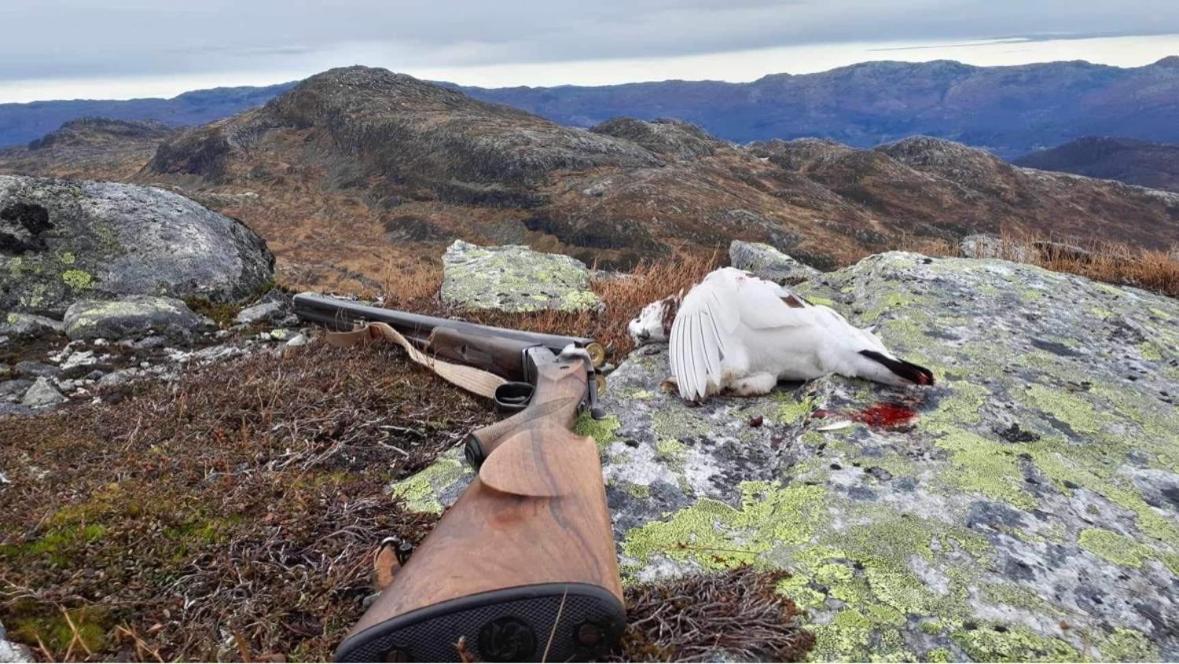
top-left (670, 278), bottom-right (735, 400)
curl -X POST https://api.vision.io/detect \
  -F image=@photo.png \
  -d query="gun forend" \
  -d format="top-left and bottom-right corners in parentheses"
top-left (293, 292), bottom-right (606, 367)
top-left (334, 346), bottom-right (624, 662)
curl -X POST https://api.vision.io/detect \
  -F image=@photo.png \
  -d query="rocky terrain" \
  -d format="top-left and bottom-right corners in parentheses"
top-left (2, 62), bottom-right (1178, 662)
top-left (403, 248), bottom-right (1179, 661)
top-left (3, 66), bottom-right (1176, 293)
top-left (1016, 137), bottom-right (1179, 193)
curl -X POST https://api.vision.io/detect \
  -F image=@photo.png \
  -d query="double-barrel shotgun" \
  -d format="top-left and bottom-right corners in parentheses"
top-left (293, 293), bottom-right (624, 662)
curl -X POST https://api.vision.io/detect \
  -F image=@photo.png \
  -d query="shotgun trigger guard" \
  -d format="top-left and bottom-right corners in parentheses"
top-left (493, 381), bottom-right (534, 413)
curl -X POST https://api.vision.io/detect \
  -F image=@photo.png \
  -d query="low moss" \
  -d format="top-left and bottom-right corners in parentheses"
top-left (574, 412), bottom-right (620, 448)
top-left (183, 296), bottom-right (239, 328)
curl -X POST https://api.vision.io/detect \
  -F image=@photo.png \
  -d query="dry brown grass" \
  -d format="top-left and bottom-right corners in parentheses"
top-left (611, 567), bottom-right (815, 662)
top-left (0, 343), bottom-right (494, 661)
top-left (898, 231), bottom-right (1179, 298)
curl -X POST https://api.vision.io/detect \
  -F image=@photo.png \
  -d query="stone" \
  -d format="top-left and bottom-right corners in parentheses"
top-left (21, 376), bottom-right (64, 407)
top-left (0, 174), bottom-right (274, 317)
top-left (440, 240), bottom-right (599, 313)
top-left (729, 240), bottom-right (821, 284)
top-left (97, 369), bottom-right (138, 389)
top-left (59, 349), bottom-right (97, 372)
top-left (63, 296), bottom-right (212, 341)
top-left (268, 328), bottom-right (292, 341)
top-left (397, 251), bottom-right (1179, 661)
top-left (285, 333), bottom-right (309, 347)
top-left (0, 312), bottom-right (64, 338)
top-left (0, 379), bottom-right (33, 401)
top-left (13, 361), bottom-right (61, 378)
top-left (234, 295), bottom-right (290, 325)
top-left (0, 620), bottom-right (33, 663)
top-left (960, 233), bottom-right (1035, 263)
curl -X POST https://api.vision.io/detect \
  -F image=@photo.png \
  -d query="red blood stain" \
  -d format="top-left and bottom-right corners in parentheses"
top-left (851, 402), bottom-right (920, 429)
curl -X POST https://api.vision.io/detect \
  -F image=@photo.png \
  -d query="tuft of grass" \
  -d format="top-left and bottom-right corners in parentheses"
top-left (610, 566), bottom-right (815, 662)
top-left (183, 296), bottom-right (240, 328)
top-left (899, 231), bottom-right (1179, 298)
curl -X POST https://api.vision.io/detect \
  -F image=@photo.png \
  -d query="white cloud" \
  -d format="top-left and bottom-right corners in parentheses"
top-left (0, 0), bottom-right (1176, 100)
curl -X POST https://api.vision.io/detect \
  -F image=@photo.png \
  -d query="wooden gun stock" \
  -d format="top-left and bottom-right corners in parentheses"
top-left (334, 347), bottom-right (624, 663)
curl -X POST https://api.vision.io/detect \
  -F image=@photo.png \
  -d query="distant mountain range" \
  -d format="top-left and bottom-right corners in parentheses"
top-left (2, 58), bottom-right (1179, 156)
top-left (5, 66), bottom-right (1175, 292)
top-left (1015, 137), bottom-right (1179, 193)
top-left (0, 82), bottom-right (295, 148)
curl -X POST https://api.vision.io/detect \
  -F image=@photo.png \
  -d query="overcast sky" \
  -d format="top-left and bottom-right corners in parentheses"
top-left (1, 0), bottom-right (1178, 102)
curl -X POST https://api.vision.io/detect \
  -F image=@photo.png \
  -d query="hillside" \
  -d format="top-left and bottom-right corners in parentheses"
top-left (2, 66), bottom-right (1177, 295)
top-left (0, 117), bottom-right (177, 181)
top-left (1015, 137), bottom-right (1179, 192)
top-left (4, 58), bottom-right (1179, 157)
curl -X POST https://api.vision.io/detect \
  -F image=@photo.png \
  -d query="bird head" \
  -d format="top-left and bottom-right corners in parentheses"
top-left (628, 293), bottom-right (681, 345)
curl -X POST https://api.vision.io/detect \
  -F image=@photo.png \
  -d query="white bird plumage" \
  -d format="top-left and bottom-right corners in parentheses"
top-left (629, 267), bottom-right (934, 401)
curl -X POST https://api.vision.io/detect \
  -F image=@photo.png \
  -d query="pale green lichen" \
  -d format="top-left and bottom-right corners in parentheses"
top-left (573, 413), bottom-right (619, 448)
top-left (559, 289), bottom-right (601, 311)
top-left (952, 624), bottom-right (1079, 662)
top-left (1078, 528), bottom-right (1155, 568)
top-left (62, 269), bottom-right (93, 289)
top-left (776, 395), bottom-right (815, 424)
top-left (1024, 384), bottom-right (1102, 435)
top-left (388, 454), bottom-right (468, 514)
top-left (1099, 627), bottom-right (1158, 661)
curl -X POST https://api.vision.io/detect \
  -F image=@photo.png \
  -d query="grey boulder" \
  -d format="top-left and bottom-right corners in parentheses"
top-left (0, 312), bottom-right (64, 338)
top-left (0, 174), bottom-right (274, 317)
top-left (64, 296), bottom-right (212, 341)
top-left (729, 240), bottom-right (821, 284)
top-left (440, 240), bottom-right (599, 312)
top-left (395, 251), bottom-right (1179, 661)
top-left (21, 376), bottom-right (65, 408)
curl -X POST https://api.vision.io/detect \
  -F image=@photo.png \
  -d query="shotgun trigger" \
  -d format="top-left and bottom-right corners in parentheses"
top-left (584, 371), bottom-right (607, 420)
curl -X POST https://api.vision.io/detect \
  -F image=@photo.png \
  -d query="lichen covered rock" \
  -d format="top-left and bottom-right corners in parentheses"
top-left (64, 295), bottom-right (211, 341)
top-left (399, 251), bottom-right (1179, 661)
top-left (729, 240), bottom-right (821, 284)
top-left (0, 175), bottom-right (274, 317)
top-left (440, 240), bottom-right (599, 312)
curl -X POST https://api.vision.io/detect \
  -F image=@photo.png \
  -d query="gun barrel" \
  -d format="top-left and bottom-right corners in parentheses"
top-left (294, 292), bottom-right (600, 359)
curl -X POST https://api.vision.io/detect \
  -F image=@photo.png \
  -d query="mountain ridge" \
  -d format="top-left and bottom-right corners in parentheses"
top-left (3, 58), bottom-right (1179, 155)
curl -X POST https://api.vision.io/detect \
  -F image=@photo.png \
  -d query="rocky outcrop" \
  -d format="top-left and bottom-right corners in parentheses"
top-left (63, 296), bottom-right (211, 341)
top-left (440, 240), bottom-right (599, 313)
top-left (590, 118), bottom-right (721, 160)
top-left (728, 240), bottom-right (820, 284)
top-left (0, 175), bottom-right (274, 317)
top-left (398, 251), bottom-right (1179, 661)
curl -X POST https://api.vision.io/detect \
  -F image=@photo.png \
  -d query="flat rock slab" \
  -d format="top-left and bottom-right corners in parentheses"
top-left (440, 240), bottom-right (599, 313)
top-left (729, 240), bottom-right (821, 284)
top-left (397, 251), bottom-right (1179, 661)
top-left (64, 295), bottom-right (211, 341)
top-left (0, 175), bottom-right (274, 317)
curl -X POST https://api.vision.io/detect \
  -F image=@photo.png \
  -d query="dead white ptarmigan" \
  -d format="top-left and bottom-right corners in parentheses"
top-left (628, 267), bottom-right (935, 401)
